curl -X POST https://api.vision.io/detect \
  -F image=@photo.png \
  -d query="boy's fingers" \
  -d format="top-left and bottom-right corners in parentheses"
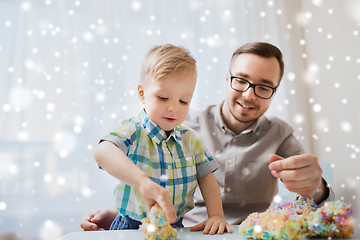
top-left (216, 224), bottom-right (225, 234)
top-left (156, 201), bottom-right (176, 223)
top-left (190, 222), bottom-right (205, 231)
top-left (226, 224), bottom-right (233, 233)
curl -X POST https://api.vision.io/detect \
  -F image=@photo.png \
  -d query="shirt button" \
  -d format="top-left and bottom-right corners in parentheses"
top-left (168, 165), bottom-right (172, 169)
top-left (232, 138), bottom-right (236, 143)
top-left (228, 159), bottom-right (233, 164)
top-left (226, 187), bottom-right (232, 193)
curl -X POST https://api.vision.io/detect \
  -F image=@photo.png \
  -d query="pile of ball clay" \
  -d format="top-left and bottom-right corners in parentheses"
top-left (139, 204), bottom-right (177, 240)
top-left (239, 197), bottom-right (353, 240)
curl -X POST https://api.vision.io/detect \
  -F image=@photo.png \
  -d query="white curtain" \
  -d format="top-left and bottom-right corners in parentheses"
top-left (1, 0), bottom-right (359, 239)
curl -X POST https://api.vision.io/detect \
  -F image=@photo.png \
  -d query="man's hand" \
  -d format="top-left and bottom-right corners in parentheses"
top-left (268, 154), bottom-right (327, 203)
top-left (80, 208), bottom-right (118, 231)
top-left (190, 216), bottom-right (232, 235)
top-left (138, 177), bottom-right (177, 223)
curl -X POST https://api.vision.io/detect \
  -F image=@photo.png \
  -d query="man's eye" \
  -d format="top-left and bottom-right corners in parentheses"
top-left (180, 100), bottom-right (188, 105)
top-left (158, 97), bottom-right (168, 101)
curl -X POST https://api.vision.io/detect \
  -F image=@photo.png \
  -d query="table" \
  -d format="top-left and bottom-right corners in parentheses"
top-left (59, 220), bottom-right (360, 240)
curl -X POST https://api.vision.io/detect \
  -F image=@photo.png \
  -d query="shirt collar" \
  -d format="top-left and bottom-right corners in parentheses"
top-left (215, 101), bottom-right (265, 135)
top-left (140, 109), bottom-right (182, 144)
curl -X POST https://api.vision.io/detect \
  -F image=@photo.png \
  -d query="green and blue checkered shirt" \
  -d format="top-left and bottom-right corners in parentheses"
top-left (100, 109), bottom-right (219, 222)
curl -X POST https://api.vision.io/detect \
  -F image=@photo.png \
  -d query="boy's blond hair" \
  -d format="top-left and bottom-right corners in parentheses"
top-left (140, 44), bottom-right (197, 84)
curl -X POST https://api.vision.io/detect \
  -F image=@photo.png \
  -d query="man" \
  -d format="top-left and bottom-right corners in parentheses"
top-left (80, 42), bottom-right (333, 231)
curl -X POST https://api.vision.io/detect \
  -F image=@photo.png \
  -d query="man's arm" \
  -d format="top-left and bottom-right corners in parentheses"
top-left (268, 154), bottom-right (332, 204)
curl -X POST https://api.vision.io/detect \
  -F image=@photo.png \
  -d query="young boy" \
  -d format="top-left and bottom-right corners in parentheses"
top-left (94, 44), bottom-right (232, 234)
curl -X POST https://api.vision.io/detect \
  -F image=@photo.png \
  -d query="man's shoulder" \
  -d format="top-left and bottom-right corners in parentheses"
top-left (263, 115), bottom-right (294, 133)
top-left (187, 105), bottom-right (217, 123)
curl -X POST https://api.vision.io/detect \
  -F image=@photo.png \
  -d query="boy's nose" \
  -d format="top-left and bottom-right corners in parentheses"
top-left (168, 103), bottom-right (179, 112)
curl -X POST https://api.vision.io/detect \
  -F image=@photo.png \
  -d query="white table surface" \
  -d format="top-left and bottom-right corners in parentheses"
top-left (59, 220), bottom-right (360, 240)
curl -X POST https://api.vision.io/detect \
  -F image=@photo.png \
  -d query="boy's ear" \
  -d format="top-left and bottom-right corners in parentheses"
top-left (137, 85), bottom-right (145, 103)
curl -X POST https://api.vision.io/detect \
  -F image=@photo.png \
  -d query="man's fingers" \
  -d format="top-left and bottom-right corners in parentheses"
top-left (268, 154), bottom-right (284, 163)
top-left (271, 167), bottom-right (312, 181)
top-left (269, 154), bottom-right (317, 171)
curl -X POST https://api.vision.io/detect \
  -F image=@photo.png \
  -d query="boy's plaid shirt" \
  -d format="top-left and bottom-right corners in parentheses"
top-left (100, 109), bottom-right (219, 222)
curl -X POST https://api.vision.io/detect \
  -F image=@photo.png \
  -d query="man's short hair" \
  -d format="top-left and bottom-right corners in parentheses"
top-left (140, 44), bottom-right (197, 84)
top-left (230, 42), bottom-right (284, 81)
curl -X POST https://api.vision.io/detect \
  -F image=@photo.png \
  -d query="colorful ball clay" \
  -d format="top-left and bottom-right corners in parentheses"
top-left (140, 204), bottom-right (177, 240)
top-left (239, 198), bottom-right (353, 240)
top-left (307, 200), bottom-right (354, 238)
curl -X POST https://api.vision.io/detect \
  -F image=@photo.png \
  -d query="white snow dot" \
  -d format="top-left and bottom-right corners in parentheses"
top-left (287, 72), bottom-right (296, 81)
top-left (273, 195), bottom-right (282, 204)
top-left (73, 125), bottom-right (82, 133)
top-left (21, 1), bottom-right (32, 11)
top-left (96, 92), bottom-right (106, 102)
top-left (59, 150), bottom-right (68, 158)
top-left (44, 174), bottom-right (53, 183)
top-left (311, 0), bottom-right (323, 6)
top-left (313, 104), bottom-right (321, 112)
top-left (254, 225), bottom-right (262, 233)
top-left (3, 104), bottom-right (11, 112)
top-left (294, 114), bottom-right (304, 124)
top-left (46, 103), bottom-right (55, 111)
top-left (81, 187), bottom-right (92, 198)
top-left (131, 1), bottom-right (142, 11)
top-left (57, 177), bottom-right (66, 185)
top-left (341, 121), bottom-right (352, 132)
top-left (82, 32), bottom-right (94, 42)
top-left (0, 202), bottom-right (7, 210)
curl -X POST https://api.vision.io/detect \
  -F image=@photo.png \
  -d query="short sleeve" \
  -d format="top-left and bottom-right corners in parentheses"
top-left (189, 129), bottom-right (220, 179)
top-left (100, 120), bottom-right (137, 154)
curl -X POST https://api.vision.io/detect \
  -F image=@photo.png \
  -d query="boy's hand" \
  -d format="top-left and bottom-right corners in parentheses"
top-left (138, 177), bottom-right (177, 223)
top-left (190, 216), bottom-right (232, 235)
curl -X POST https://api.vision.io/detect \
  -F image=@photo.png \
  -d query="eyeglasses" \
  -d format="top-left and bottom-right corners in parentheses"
top-left (229, 72), bottom-right (277, 99)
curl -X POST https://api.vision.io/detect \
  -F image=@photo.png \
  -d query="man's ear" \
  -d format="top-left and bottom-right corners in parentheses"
top-left (138, 85), bottom-right (145, 104)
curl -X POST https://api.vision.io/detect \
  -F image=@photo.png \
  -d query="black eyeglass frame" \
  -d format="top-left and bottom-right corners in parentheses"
top-left (228, 72), bottom-right (277, 99)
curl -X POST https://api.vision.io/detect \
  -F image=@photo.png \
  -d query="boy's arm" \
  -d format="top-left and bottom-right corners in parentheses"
top-left (94, 141), bottom-right (177, 223)
top-left (190, 173), bottom-right (232, 235)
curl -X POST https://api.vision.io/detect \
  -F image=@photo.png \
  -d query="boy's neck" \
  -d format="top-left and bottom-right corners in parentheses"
top-left (165, 130), bottom-right (173, 138)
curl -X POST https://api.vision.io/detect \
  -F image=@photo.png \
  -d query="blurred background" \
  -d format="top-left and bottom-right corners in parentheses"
top-left (0, 0), bottom-right (359, 239)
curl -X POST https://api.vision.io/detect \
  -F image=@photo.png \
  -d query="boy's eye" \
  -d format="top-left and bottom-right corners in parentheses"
top-left (180, 100), bottom-right (188, 105)
top-left (158, 96), bottom-right (168, 101)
